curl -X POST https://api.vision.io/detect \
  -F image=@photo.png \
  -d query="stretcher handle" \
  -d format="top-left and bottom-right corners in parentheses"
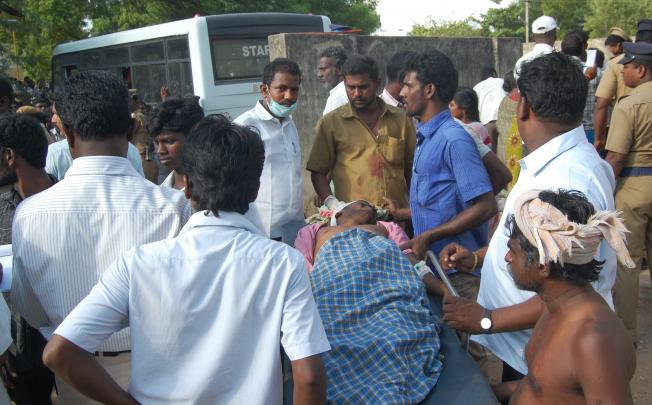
top-left (425, 250), bottom-right (460, 297)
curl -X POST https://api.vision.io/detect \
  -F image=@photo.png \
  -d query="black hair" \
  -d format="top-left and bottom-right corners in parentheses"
top-left (636, 29), bottom-right (652, 43)
top-left (0, 76), bottom-right (14, 105)
top-left (502, 70), bottom-right (516, 92)
top-left (604, 34), bottom-right (625, 46)
top-left (405, 49), bottom-right (458, 103)
top-left (506, 189), bottom-right (604, 285)
top-left (182, 115), bottom-right (264, 216)
top-left (632, 59), bottom-right (652, 72)
top-left (52, 70), bottom-right (130, 141)
top-left (147, 96), bottom-right (204, 138)
top-left (319, 46), bottom-right (348, 70)
top-left (262, 58), bottom-right (301, 86)
top-left (481, 66), bottom-right (497, 80)
top-left (341, 55), bottom-right (380, 81)
top-left (452, 87), bottom-right (480, 122)
top-left (0, 113), bottom-right (48, 169)
top-left (517, 52), bottom-right (587, 126)
top-left (567, 29), bottom-right (589, 47)
top-left (590, 48), bottom-right (605, 67)
top-left (561, 33), bottom-right (584, 57)
top-left (386, 50), bottom-right (417, 83)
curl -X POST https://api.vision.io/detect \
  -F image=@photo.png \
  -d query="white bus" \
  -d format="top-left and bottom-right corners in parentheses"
top-left (52, 13), bottom-right (331, 118)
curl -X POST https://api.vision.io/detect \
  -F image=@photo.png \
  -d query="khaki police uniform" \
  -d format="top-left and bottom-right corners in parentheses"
top-left (606, 42), bottom-right (652, 342)
top-left (595, 54), bottom-right (634, 102)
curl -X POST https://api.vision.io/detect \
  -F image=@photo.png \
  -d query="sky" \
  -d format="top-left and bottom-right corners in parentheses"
top-left (375, 0), bottom-right (503, 36)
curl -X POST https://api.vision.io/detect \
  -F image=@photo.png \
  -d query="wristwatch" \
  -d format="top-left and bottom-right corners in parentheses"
top-left (480, 309), bottom-right (493, 333)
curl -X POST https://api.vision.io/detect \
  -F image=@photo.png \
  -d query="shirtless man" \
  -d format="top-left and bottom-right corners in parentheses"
top-left (493, 189), bottom-right (636, 404)
top-left (315, 200), bottom-right (447, 297)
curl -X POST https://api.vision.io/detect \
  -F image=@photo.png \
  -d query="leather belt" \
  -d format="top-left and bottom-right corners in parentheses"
top-left (620, 167), bottom-right (652, 177)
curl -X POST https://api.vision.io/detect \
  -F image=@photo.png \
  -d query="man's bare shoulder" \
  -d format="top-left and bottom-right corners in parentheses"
top-left (570, 303), bottom-right (636, 376)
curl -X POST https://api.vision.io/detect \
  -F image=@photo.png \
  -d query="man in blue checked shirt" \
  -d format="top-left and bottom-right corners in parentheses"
top-left (397, 49), bottom-right (497, 371)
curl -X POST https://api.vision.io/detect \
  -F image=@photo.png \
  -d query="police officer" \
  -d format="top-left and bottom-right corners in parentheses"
top-left (605, 40), bottom-right (652, 345)
top-left (594, 19), bottom-right (652, 151)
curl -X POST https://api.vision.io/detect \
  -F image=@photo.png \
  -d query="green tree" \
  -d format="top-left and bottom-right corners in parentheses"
top-left (479, 0), bottom-right (543, 40)
top-left (410, 17), bottom-right (485, 37)
top-left (1, 0), bottom-right (380, 80)
top-left (89, 0), bottom-right (380, 36)
top-left (541, 0), bottom-right (588, 36)
top-left (584, 0), bottom-right (652, 37)
top-left (0, 0), bottom-right (90, 80)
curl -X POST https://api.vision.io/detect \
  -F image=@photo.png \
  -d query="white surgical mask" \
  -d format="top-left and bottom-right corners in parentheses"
top-left (267, 98), bottom-right (297, 118)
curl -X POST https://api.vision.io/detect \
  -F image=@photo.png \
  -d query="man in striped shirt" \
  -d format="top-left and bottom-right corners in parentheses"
top-left (11, 71), bottom-right (190, 404)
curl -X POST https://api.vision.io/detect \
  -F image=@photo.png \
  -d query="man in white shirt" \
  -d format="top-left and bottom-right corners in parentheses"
top-left (514, 15), bottom-right (557, 80)
top-left (318, 46), bottom-right (349, 115)
top-left (473, 67), bottom-right (506, 126)
top-left (380, 50), bottom-right (416, 108)
top-left (11, 71), bottom-right (190, 404)
top-left (43, 115), bottom-right (330, 405)
top-left (234, 58), bottom-right (305, 243)
top-left (441, 53), bottom-right (616, 379)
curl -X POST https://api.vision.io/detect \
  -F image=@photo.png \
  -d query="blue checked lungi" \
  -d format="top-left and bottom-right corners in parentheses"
top-left (311, 228), bottom-right (442, 404)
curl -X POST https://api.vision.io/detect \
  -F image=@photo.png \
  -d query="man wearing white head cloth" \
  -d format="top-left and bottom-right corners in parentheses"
top-left (493, 189), bottom-right (636, 404)
top-left (439, 53), bottom-right (618, 380)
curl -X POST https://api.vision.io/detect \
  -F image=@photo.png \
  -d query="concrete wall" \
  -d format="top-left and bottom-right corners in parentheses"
top-left (268, 33), bottom-right (522, 214)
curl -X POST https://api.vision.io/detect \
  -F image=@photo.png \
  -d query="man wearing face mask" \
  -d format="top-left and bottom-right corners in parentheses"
top-left (234, 58), bottom-right (305, 243)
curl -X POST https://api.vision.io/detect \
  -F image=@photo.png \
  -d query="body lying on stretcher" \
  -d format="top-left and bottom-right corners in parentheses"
top-left (294, 200), bottom-right (445, 403)
top-left (295, 200), bottom-right (448, 297)
top-left (290, 200), bottom-right (499, 404)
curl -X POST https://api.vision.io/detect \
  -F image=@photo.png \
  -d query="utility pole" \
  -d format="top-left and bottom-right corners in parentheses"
top-left (525, 0), bottom-right (530, 42)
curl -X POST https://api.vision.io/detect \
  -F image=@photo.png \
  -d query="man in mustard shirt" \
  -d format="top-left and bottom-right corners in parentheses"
top-left (605, 41), bottom-right (652, 345)
top-left (307, 55), bottom-right (416, 209)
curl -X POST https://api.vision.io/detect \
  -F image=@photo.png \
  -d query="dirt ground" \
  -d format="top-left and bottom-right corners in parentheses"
top-left (633, 269), bottom-right (652, 404)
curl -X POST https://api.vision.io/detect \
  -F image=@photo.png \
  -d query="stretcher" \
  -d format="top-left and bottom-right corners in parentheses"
top-left (283, 293), bottom-right (498, 404)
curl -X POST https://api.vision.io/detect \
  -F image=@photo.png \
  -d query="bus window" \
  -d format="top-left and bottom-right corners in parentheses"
top-left (104, 47), bottom-right (129, 65)
top-left (80, 50), bottom-right (102, 68)
top-left (167, 61), bottom-right (193, 98)
top-left (131, 41), bottom-right (165, 63)
top-left (167, 38), bottom-right (189, 60)
top-left (210, 37), bottom-right (270, 82)
top-left (132, 64), bottom-right (166, 103)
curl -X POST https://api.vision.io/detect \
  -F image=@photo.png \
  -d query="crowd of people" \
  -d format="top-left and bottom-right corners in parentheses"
top-left (0, 13), bottom-right (649, 405)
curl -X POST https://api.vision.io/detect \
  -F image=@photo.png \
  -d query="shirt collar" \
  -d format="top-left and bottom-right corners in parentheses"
top-left (519, 125), bottom-right (586, 176)
top-left (340, 97), bottom-right (390, 119)
top-left (329, 80), bottom-right (344, 95)
top-left (380, 88), bottom-right (399, 107)
top-left (180, 210), bottom-right (264, 236)
top-left (416, 109), bottom-right (452, 139)
top-left (65, 156), bottom-right (139, 178)
top-left (633, 81), bottom-right (652, 95)
top-left (532, 43), bottom-right (555, 52)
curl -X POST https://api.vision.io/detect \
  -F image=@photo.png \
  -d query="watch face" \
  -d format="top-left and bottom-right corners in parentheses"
top-left (480, 317), bottom-right (492, 330)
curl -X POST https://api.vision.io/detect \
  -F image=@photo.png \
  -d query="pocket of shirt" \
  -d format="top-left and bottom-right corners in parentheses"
top-left (383, 136), bottom-right (405, 164)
